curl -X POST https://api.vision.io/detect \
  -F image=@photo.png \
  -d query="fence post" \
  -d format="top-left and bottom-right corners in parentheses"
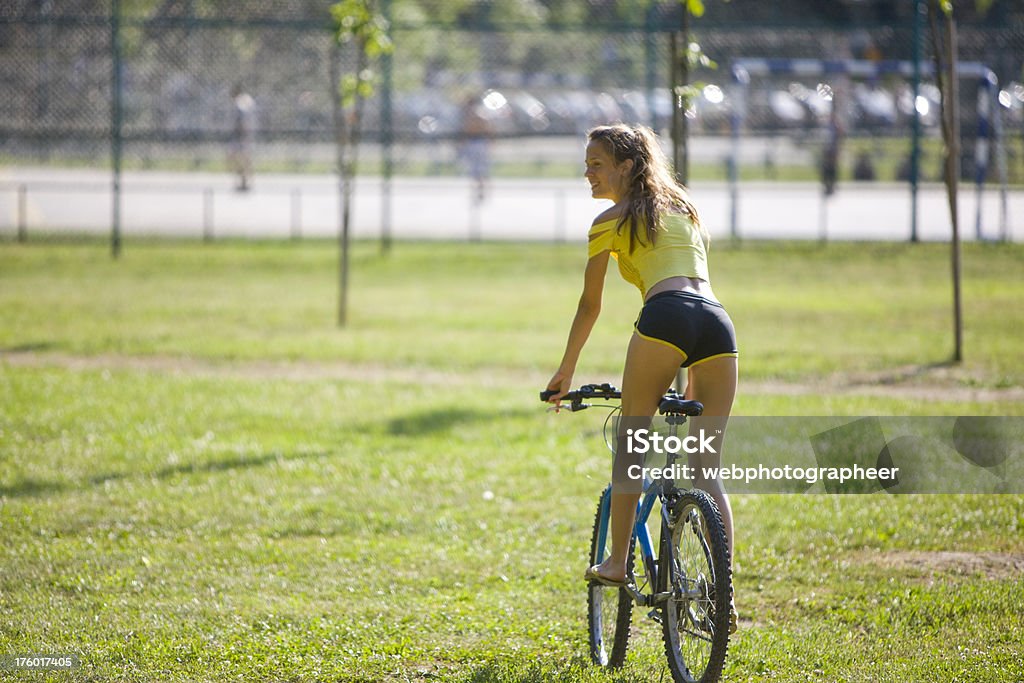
top-left (380, 0), bottom-right (394, 254)
top-left (17, 184), bottom-right (28, 242)
top-left (291, 187), bottom-right (302, 240)
top-left (110, 0), bottom-right (123, 258)
top-left (910, 0), bottom-right (924, 243)
top-left (469, 190), bottom-right (482, 242)
top-left (203, 187), bottom-right (214, 241)
top-left (554, 188), bottom-right (566, 243)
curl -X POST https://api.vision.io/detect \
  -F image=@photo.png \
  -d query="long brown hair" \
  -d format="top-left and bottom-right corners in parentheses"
top-left (587, 124), bottom-right (704, 252)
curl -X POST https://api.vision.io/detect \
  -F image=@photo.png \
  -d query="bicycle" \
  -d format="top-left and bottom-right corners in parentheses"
top-left (540, 382), bottom-right (732, 683)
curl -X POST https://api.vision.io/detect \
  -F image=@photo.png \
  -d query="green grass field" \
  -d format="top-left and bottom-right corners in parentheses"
top-left (2, 239), bottom-right (1023, 682)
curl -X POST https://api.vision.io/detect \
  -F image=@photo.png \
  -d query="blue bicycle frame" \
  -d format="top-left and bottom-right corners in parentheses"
top-left (594, 475), bottom-right (672, 605)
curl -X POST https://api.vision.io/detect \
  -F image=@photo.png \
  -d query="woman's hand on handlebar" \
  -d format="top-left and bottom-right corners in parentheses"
top-left (545, 370), bottom-right (573, 411)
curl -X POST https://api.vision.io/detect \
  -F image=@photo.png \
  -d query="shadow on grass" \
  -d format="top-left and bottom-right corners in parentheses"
top-left (1, 342), bottom-right (57, 353)
top-left (0, 449), bottom-right (329, 499)
top-left (458, 655), bottom-right (636, 683)
top-left (385, 406), bottom-right (536, 437)
top-left (850, 360), bottom-right (961, 387)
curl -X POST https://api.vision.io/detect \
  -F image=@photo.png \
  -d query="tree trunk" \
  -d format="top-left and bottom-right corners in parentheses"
top-left (671, 6), bottom-right (691, 185)
top-left (928, 0), bottom-right (963, 362)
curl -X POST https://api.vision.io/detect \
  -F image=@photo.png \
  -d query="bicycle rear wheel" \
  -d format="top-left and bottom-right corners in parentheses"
top-left (659, 489), bottom-right (731, 683)
top-left (586, 485), bottom-right (633, 668)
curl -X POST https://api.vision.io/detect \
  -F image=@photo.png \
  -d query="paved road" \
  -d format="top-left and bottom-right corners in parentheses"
top-left (0, 165), bottom-right (1018, 243)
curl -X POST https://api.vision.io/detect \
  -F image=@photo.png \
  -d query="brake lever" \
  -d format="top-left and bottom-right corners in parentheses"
top-left (545, 401), bottom-right (589, 413)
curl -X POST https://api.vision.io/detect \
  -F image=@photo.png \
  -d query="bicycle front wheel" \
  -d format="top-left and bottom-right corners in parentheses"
top-left (659, 489), bottom-right (731, 683)
top-left (586, 485), bottom-right (633, 668)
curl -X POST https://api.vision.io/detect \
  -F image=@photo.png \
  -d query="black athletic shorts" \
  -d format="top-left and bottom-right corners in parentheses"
top-left (634, 291), bottom-right (739, 368)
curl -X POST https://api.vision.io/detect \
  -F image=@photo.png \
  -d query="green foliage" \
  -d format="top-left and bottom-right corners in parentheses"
top-left (330, 0), bottom-right (394, 106)
top-left (488, 0), bottom-right (549, 24)
top-left (975, 0), bottom-right (997, 14)
top-left (685, 0), bottom-right (707, 18)
top-left (673, 1), bottom-right (721, 131)
top-left (331, 0), bottom-right (393, 55)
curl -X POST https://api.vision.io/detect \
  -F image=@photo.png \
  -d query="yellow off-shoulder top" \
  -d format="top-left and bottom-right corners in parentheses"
top-left (587, 212), bottom-right (710, 298)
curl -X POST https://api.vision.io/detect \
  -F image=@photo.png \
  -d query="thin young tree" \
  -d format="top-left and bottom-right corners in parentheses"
top-left (330, 0), bottom-right (393, 327)
top-left (927, 0), bottom-right (963, 362)
top-left (670, 0), bottom-right (717, 186)
top-left (670, 0), bottom-right (717, 391)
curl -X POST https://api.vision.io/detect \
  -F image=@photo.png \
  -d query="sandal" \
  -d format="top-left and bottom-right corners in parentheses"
top-left (584, 565), bottom-right (629, 588)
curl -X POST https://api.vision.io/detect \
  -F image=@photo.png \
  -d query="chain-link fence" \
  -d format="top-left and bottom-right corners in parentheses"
top-left (1, 0), bottom-right (1022, 241)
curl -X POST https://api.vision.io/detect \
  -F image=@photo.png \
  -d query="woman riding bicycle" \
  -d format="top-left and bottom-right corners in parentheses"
top-left (545, 124), bottom-right (738, 630)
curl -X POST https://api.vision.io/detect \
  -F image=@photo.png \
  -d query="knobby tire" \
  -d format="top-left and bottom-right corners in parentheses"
top-left (586, 485), bottom-right (634, 668)
top-left (660, 489), bottom-right (731, 683)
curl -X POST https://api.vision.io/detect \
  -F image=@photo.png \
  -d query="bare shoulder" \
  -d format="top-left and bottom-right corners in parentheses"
top-left (592, 205), bottom-right (624, 227)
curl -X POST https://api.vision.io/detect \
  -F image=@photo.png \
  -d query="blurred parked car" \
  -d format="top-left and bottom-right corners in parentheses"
top-left (787, 82), bottom-right (831, 124)
top-left (614, 89), bottom-right (650, 126)
top-left (476, 89), bottom-right (517, 136)
top-left (767, 88), bottom-right (807, 127)
top-left (999, 82), bottom-right (1024, 126)
top-left (534, 91), bottom-right (578, 134)
top-left (852, 82), bottom-right (898, 129)
top-left (692, 83), bottom-right (732, 133)
top-left (393, 89), bottom-right (459, 139)
top-left (503, 89), bottom-right (551, 133)
top-left (611, 88), bottom-right (675, 132)
top-left (535, 90), bottom-right (624, 133)
top-left (895, 82), bottom-right (941, 128)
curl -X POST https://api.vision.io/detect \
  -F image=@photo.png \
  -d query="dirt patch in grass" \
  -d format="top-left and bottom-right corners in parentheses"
top-left (3, 350), bottom-right (1024, 403)
top-left (854, 549), bottom-right (1024, 581)
top-left (0, 350), bottom-right (479, 386)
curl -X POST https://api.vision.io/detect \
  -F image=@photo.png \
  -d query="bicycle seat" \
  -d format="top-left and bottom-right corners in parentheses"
top-left (658, 397), bottom-right (704, 416)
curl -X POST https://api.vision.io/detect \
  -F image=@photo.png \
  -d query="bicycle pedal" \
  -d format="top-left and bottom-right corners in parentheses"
top-left (647, 609), bottom-right (663, 624)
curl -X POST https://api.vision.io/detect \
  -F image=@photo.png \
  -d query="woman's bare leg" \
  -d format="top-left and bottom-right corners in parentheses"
top-left (686, 355), bottom-right (739, 630)
top-left (591, 333), bottom-right (684, 582)
top-left (685, 356), bottom-right (737, 551)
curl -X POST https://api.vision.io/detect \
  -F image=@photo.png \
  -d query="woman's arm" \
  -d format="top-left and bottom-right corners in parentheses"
top-left (547, 251), bottom-right (610, 402)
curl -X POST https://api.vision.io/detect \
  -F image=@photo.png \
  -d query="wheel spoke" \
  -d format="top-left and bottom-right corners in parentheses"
top-left (676, 628), bottom-right (713, 643)
top-left (660, 490), bottom-right (732, 683)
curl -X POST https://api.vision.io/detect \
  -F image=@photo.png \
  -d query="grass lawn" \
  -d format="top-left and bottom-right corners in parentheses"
top-left (1, 239), bottom-right (1023, 681)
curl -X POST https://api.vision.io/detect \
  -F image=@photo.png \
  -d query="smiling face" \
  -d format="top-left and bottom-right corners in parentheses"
top-left (584, 139), bottom-right (632, 203)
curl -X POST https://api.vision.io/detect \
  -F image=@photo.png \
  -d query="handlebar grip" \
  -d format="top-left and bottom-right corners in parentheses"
top-left (540, 389), bottom-right (559, 402)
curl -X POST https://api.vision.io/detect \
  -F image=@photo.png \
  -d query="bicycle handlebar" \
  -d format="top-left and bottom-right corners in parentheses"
top-left (540, 382), bottom-right (621, 405)
top-left (540, 383), bottom-right (703, 416)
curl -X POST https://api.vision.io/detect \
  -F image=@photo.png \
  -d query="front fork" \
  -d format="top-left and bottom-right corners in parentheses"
top-left (616, 414), bottom-right (692, 609)
top-left (621, 479), bottom-right (679, 608)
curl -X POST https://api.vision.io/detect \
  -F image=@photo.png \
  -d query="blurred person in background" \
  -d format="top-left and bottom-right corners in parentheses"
top-left (229, 83), bottom-right (257, 192)
top-left (458, 94), bottom-right (493, 202)
top-left (546, 124), bottom-right (739, 633)
top-left (821, 98), bottom-right (843, 197)
top-left (853, 150), bottom-right (877, 181)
